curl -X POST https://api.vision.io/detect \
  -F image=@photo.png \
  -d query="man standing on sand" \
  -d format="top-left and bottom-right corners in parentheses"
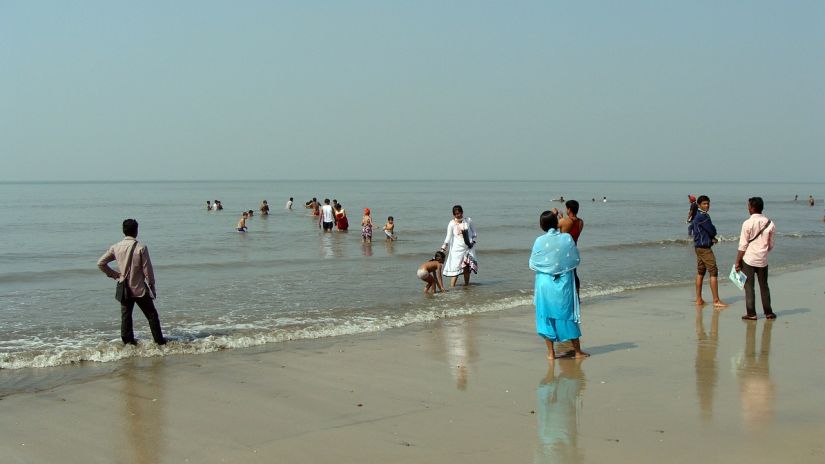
top-left (690, 195), bottom-right (727, 307)
top-left (734, 197), bottom-right (777, 320)
top-left (97, 219), bottom-right (167, 346)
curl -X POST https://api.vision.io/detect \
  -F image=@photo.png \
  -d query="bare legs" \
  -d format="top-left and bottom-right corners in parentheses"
top-left (545, 338), bottom-right (590, 361)
top-left (448, 268), bottom-right (472, 288)
top-left (695, 274), bottom-right (727, 307)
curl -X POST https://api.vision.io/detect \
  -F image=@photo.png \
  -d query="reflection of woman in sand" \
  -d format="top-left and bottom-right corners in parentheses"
top-left (438, 319), bottom-right (478, 391)
top-left (695, 307), bottom-right (720, 422)
top-left (736, 320), bottom-right (776, 427)
top-left (535, 359), bottom-right (586, 463)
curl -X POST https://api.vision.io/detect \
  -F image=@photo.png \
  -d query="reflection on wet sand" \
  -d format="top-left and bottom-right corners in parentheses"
top-left (535, 359), bottom-right (586, 463)
top-left (695, 307), bottom-right (720, 422)
top-left (435, 319), bottom-right (478, 391)
top-left (118, 358), bottom-right (166, 464)
top-left (736, 320), bottom-right (776, 428)
top-left (361, 242), bottom-right (373, 257)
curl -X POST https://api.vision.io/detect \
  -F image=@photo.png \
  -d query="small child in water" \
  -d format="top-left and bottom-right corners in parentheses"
top-left (383, 216), bottom-right (397, 241)
top-left (361, 208), bottom-right (373, 243)
top-left (237, 211), bottom-right (248, 232)
top-left (417, 251), bottom-right (446, 294)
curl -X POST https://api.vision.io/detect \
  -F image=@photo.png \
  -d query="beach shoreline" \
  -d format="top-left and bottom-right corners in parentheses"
top-left (1, 266), bottom-right (824, 463)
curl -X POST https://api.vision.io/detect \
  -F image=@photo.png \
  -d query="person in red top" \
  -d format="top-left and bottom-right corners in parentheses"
top-left (557, 200), bottom-right (584, 292)
top-left (734, 197), bottom-right (777, 320)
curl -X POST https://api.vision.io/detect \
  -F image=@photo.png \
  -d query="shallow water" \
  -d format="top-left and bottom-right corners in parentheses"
top-left (1, 180), bottom-right (823, 370)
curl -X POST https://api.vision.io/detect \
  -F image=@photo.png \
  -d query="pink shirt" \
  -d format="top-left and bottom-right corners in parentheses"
top-left (737, 213), bottom-right (775, 268)
top-left (97, 237), bottom-right (156, 298)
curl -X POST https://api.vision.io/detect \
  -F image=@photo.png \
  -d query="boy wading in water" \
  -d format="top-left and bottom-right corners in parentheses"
top-left (417, 251), bottom-right (446, 294)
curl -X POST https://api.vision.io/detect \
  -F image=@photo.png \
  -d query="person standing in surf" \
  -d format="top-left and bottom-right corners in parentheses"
top-left (97, 219), bottom-right (167, 346)
top-left (440, 205), bottom-right (477, 287)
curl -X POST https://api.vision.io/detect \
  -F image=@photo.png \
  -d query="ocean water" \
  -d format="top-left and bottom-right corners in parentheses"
top-left (1, 180), bottom-right (823, 374)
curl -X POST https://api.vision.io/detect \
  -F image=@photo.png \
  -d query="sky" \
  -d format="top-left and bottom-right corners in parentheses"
top-left (2, 0), bottom-right (823, 182)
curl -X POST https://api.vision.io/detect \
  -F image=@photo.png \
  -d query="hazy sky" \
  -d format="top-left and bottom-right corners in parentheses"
top-left (2, 1), bottom-right (823, 181)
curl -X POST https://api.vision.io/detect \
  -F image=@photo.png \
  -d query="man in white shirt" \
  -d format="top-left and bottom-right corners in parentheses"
top-left (734, 197), bottom-right (776, 320)
top-left (319, 198), bottom-right (335, 232)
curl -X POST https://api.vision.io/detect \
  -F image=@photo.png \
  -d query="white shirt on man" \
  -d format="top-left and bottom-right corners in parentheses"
top-left (321, 204), bottom-right (334, 222)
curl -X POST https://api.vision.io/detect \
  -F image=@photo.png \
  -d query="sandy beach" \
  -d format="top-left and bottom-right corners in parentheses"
top-left (2, 266), bottom-right (824, 463)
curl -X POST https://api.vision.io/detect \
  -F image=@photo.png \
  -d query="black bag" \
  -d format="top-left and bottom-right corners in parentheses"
top-left (115, 242), bottom-right (139, 303)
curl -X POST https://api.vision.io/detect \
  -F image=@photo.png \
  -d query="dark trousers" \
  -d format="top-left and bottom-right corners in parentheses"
top-left (121, 295), bottom-right (165, 344)
top-left (741, 261), bottom-right (773, 317)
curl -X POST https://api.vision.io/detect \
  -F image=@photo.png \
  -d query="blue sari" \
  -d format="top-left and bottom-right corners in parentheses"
top-left (529, 230), bottom-right (581, 341)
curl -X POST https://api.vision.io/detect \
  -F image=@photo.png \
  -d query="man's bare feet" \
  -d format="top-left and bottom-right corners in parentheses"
top-left (713, 300), bottom-right (728, 308)
top-left (573, 351), bottom-right (591, 359)
top-left (696, 299), bottom-right (707, 306)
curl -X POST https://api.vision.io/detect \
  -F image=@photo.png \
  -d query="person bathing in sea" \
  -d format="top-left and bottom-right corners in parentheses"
top-left (237, 211), bottom-right (248, 232)
top-left (361, 208), bottom-right (374, 243)
top-left (686, 194), bottom-right (698, 226)
top-left (418, 251), bottom-right (446, 294)
top-left (383, 216), bottom-right (397, 241)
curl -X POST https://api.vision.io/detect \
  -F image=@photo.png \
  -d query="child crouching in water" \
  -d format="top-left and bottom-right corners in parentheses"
top-left (418, 251), bottom-right (446, 294)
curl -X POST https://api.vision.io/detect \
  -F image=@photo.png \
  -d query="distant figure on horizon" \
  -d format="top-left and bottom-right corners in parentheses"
top-left (286, 197), bottom-right (293, 210)
top-left (794, 194), bottom-right (798, 201)
top-left (417, 251), bottom-right (446, 294)
top-left (602, 196), bottom-right (607, 203)
top-left (97, 219), bottom-right (166, 346)
top-left (206, 200), bottom-right (212, 211)
top-left (214, 200), bottom-right (223, 211)
top-left (809, 195), bottom-right (815, 207)
top-left (689, 195), bottom-right (727, 308)
top-left (260, 200), bottom-right (269, 215)
top-left (529, 210), bottom-right (588, 360)
top-left (735, 197), bottom-right (776, 320)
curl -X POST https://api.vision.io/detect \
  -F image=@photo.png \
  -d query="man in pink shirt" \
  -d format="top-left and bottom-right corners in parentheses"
top-left (734, 197), bottom-right (776, 320)
top-left (97, 219), bottom-right (167, 345)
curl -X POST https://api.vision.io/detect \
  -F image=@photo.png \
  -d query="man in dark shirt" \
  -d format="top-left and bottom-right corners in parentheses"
top-left (691, 196), bottom-right (728, 308)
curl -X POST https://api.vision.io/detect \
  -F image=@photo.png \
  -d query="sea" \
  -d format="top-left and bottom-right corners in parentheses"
top-left (1, 180), bottom-right (823, 384)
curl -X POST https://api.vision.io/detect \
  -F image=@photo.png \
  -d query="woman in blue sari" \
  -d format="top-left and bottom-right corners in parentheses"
top-left (529, 211), bottom-right (590, 360)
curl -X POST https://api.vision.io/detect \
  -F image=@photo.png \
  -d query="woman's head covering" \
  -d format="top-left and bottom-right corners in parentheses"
top-left (364, 208), bottom-right (370, 215)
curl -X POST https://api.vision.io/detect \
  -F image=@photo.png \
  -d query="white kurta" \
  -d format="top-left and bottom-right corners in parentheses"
top-left (442, 218), bottom-right (477, 276)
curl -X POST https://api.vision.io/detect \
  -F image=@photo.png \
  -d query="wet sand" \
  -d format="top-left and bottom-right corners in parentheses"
top-left (1, 266), bottom-right (824, 463)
